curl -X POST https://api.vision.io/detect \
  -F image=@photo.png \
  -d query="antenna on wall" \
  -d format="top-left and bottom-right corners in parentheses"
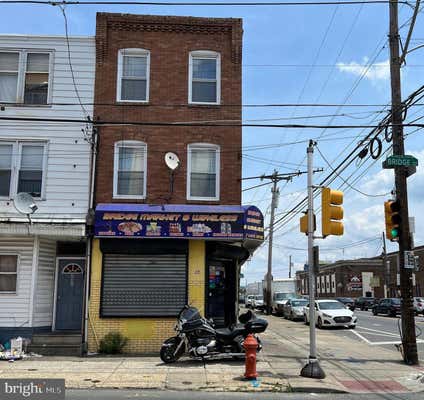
top-left (165, 152), bottom-right (180, 195)
top-left (13, 192), bottom-right (38, 225)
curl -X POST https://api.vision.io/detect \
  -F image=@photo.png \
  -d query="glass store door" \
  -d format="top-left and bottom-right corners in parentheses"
top-left (207, 264), bottom-right (226, 327)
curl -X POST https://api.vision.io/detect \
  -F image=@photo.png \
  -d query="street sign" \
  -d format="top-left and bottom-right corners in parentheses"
top-left (404, 251), bottom-right (415, 269)
top-left (383, 155), bottom-right (418, 168)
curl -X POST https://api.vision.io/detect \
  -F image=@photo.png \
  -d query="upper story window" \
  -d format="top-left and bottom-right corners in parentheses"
top-left (0, 141), bottom-right (46, 199)
top-left (113, 141), bottom-right (147, 199)
top-left (189, 51), bottom-right (221, 105)
top-left (117, 49), bottom-right (150, 102)
top-left (0, 50), bottom-right (51, 105)
top-left (0, 255), bottom-right (18, 293)
top-left (187, 144), bottom-right (220, 201)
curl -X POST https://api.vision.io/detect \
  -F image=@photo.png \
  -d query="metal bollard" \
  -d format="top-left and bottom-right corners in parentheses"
top-left (243, 333), bottom-right (258, 379)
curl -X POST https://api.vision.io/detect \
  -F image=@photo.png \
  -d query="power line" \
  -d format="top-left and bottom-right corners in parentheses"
top-left (2, 101), bottom-right (423, 108)
top-left (316, 144), bottom-right (392, 197)
top-left (0, 0), bottom-right (407, 6)
top-left (4, 115), bottom-right (424, 128)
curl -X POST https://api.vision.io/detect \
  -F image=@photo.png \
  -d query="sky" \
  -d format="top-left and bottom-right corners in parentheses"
top-left (1, 0), bottom-right (423, 284)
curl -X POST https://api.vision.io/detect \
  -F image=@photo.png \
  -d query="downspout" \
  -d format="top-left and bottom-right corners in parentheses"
top-left (83, 127), bottom-right (98, 353)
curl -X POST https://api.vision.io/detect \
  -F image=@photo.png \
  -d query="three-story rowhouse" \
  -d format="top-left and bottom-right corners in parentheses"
top-left (88, 13), bottom-right (264, 354)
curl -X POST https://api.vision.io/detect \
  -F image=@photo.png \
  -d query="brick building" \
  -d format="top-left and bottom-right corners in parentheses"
top-left (296, 245), bottom-right (424, 299)
top-left (87, 13), bottom-right (263, 354)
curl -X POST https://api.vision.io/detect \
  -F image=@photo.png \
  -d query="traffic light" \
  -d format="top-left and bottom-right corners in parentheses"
top-left (300, 211), bottom-right (316, 235)
top-left (321, 187), bottom-right (344, 237)
top-left (384, 200), bottom-right (401, 241)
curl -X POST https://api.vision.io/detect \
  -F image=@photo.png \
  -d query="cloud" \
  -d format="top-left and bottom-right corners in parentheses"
top-left (337, 57), bottom-right (390, 82)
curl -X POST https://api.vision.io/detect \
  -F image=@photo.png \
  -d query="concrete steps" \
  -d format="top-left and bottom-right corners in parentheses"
top-left (29, 332), bottom-right (82, 356)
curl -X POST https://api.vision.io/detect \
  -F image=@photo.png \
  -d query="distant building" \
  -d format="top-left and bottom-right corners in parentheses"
top-left (296, 245), bottom-right (424, 298)
top-left (247, 281), bottom-right (263, 295)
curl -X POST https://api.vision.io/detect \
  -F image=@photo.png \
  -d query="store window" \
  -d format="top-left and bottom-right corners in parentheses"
top-left (187, 143), bottom-right (220, 201)
top-left (0, 141), bottom-right (46, 198)
top-left (0, 255), bottom-right (18, 293)
top-left (117, 48), bottom-right (150, 102)
top-left (189, 51), bottom-right (220, 104)
top-left (113, 140), bottom-right (147, 199)
top-left (0, 51), bottom-right (51, 104)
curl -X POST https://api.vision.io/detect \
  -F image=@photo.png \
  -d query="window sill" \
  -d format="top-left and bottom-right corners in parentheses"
top-left (0, 103), bottom-right (52, 108)
top-left (115, 100), bottom-right (149, 105)
top-left (112, 196), bottom-right (147, 200)
top-left (187, 198), bottom-right (220, 202)
top-left (188, 103), bottom-right (221, 108)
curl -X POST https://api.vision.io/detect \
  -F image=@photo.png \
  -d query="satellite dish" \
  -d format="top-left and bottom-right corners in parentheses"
top-left (165, 152), bottom-right (180, 170)
top-left (13, 192), bottom-right (38, 215)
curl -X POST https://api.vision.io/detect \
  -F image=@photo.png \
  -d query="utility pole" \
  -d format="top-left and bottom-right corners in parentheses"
top-left (300, 140), bottom-right (325, 379)
top-left (389, 0), bottom-right (418, 365)
top-left (261, 169), bottom-right (307, 315)
top-left (289, 255), bottom-right (292, 278)
top-left (266, 173), bottom-right (279, 315)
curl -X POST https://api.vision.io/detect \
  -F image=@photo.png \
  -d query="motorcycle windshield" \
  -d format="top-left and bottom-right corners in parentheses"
top-left (179, 306), bottom-right (201, 322)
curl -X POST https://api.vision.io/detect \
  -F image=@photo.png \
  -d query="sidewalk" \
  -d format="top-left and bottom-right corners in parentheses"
top-left (0, 316), bottom-right (423, 393)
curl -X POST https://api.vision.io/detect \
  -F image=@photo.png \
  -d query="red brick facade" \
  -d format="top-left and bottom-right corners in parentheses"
top-left (93, 13), bottom-right (243, 205)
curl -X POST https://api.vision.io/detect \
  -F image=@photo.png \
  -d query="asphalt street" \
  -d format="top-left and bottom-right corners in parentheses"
top-left (330, 310), bottom-right (424, 360)
top-left (66, 389), bottom-right (424, 400)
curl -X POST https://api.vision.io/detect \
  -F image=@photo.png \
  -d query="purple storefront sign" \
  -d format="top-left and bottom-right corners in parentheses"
top-left (94, 204), bottom-right (264, 242)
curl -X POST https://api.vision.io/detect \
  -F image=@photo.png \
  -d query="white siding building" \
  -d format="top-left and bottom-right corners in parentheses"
top-left (0, 35), bottom-right (95, 350)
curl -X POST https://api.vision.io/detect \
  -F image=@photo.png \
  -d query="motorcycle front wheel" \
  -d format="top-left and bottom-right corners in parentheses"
top-left (160, 336), bottom-right (185, 363)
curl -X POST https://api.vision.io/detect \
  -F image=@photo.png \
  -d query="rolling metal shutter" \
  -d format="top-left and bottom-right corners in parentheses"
top-left (101, 254), bottom-right (187, 317)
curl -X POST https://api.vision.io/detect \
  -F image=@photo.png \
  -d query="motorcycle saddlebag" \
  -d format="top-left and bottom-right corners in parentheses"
top-left (245, 318), bottom-right (268, 333)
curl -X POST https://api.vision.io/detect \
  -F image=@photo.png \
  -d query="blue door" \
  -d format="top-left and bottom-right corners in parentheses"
top-left (55, 258), bottom-right (85, 330)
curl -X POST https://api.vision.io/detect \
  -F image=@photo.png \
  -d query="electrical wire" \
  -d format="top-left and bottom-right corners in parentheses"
top-left (316, 144), bottom-right (392, 197)
top-left (4, 115), bottom-right (424, 128)
top-left (58, 4), bottom-right (89, 118)
top-left (0, 0), bottom-right (408, 6)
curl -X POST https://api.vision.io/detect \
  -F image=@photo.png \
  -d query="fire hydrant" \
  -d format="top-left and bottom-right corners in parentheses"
top-left (243, 334), bottom-right (258, 379)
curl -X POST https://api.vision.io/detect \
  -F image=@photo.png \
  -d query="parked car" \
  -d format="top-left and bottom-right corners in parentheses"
top-left (336, 297), bottom-right (356, 311)
top-left (252, 295), bottom-right (265, 311)
top-left (372, 298), bottom-right (401, 317)
top-left (246, 295), bottom-right (255, 309)
top-left (303, 299), bottom-right (357, 329)
top-left (354, 296), bottom-right (375, 311)
top-left (283, 298), bottom-right (308, 320)
top-left (272, 292), bottom-right (297, 315)
top-left (413, 297), bottom-right (424, 315)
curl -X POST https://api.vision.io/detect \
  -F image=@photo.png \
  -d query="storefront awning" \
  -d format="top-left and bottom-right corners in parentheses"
top-left (94, 204), bottom-right (264, 247)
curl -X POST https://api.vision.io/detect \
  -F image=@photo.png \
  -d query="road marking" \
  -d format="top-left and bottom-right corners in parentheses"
top-left (349, 330), bottom-right (424, 345)
top-left (356, 330), bottom-right (399, 338)
top-left (356, 326), bottom-right (400, 337)
top-left (350, 330), bottom-right (371, 344)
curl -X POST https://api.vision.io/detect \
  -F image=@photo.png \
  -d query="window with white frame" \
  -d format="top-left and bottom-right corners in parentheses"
top-left (189, 51), bottom-right (220, 104)
top-left (0, 141), bottom-right (46, 198)
top-left (113, 141), bottom-right (147, 198)
top-left (0, 255), bottom-right (18, 293)
top-left (0, 51), bottom-right (51, 105)
top-left (187, 144), bottom-right (220, 200)
top-left (117, 49), bottom-right (150, 102)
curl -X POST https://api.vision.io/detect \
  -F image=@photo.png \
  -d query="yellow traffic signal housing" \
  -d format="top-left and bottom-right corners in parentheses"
top-left (384, 200), bottom-right (400, 241)
top-left (300, 211), bottom-right (316, 235)
top-left (321, 187), bottom-right (344, 237)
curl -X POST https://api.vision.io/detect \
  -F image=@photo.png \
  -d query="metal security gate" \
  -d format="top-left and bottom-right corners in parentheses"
top-left (101, 254), bottom-right (187, 317)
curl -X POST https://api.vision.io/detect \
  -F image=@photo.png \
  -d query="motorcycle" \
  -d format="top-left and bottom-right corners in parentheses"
top-left (160, 305), bottom-right (268, 363)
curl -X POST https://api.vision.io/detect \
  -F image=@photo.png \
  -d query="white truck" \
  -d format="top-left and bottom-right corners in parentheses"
top-left (263, 278), bottom-right (298, 315)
